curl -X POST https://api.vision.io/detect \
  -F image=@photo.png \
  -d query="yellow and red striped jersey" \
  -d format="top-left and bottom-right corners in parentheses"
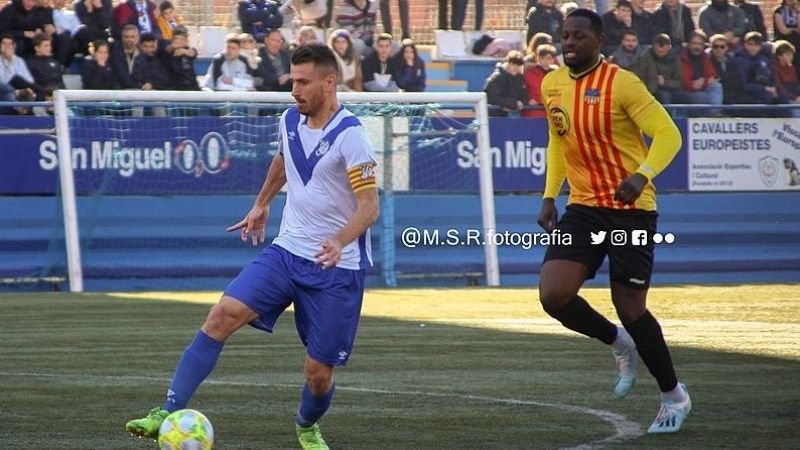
top-left (541, 59), bottom-right (681, 211)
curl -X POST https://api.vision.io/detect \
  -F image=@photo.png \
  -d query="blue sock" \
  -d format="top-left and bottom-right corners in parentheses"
top-left (296, 383), bottom-right (335, 427)
top-left (163, 330), bottom-right (224, 412)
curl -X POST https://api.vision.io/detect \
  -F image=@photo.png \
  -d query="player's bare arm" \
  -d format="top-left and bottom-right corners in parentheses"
top-left (613, 173), bottom-right (649, 204)
top-left (315, 186), bottom-right (379, 269)
top-left (227, 152), bottom-right (287, 245)
top-left (538, 198), bottom-right (559, 232)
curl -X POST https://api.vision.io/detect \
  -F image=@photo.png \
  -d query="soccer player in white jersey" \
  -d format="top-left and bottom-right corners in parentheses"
top-left (125, 44), bottom-right (379, 450)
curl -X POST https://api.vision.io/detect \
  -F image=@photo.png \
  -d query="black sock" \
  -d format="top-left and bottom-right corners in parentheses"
top-left (549, 295), bottom-right (618, 345)
top-left (624, 310), bottom-right (678, 392)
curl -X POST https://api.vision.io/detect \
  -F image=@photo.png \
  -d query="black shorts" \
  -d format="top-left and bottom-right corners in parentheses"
top-left (543, 204), bottom-right (658, 289)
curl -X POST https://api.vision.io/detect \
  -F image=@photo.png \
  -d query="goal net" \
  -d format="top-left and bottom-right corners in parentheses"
top-left (51, 90), bottom-right (498, 292)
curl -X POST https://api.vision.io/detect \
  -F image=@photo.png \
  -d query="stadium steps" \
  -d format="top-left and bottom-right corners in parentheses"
top-left (425, 79), bottom-right (470, 92)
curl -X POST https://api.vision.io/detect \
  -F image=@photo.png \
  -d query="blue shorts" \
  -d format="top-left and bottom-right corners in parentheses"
top-left (224, 244), bottom-right (365, 366)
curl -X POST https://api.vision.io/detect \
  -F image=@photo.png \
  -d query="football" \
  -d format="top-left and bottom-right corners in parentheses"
top-left (158, 409), bottom-right (214, 450)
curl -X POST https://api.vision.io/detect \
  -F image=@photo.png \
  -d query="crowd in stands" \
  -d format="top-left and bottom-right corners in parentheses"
top-left (1, 0), bottom-right (799, 116)
top-left (0, 0), bottom-right (428, 115)
top-left (484, 0), bottom-right (800, 115)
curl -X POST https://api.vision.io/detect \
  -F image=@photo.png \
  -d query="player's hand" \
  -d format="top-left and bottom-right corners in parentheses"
top-left (614, 173), bottom-right (648, 205)
top-left (537, 198), bottom-right (558, 232)
top-left (227, 205), bottom-right (269, 246)
top-left (315, 237), bottom-right (343, 270)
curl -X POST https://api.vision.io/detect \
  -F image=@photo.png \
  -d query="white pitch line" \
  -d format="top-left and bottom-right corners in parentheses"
top-left (0, 372), bottom-right (643, 449)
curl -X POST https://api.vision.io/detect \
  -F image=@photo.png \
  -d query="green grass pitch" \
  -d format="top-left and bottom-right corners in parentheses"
top-left (1, 285), bottom-right (798, 449)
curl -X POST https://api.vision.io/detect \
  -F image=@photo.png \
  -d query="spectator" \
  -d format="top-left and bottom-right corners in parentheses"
top-left (361, 33), bottom-right (399, 91)
top-left (112, 0), bottom-right (158, 39)
top-left (51, 0), bottom-right (81, 37)
top-left (81, 39), bottom-right (119, 89)
top-left (25, 32), bottom-right (64, 99)
top-left (610, 29), bottom-right (646, 69)
top-left (734, 0), bottom-right (766, 36)
top-left (156, 1), bottom-right (183, 41)
top-left (633, 33), bottom-right (683, 103)
top-left (335, 0), bottom-right (378, 56)
top-left (239, 32), bottom-right (261, 70)
top-left (602, 0), bottom-right (635, 55)
top-left (676, 30), bottom-right (723, 105)
top-left (522, 44), bottom-right (557, 118)
top-left (131, 32), bottom-right (169, 90)
top-left (237, 0), bottom-right (282, 43)
top-left (525, 31), bottom-right (553, 63)
top-left (328, 28), bottom-right (363, 91)
top-left (317, 0), bottom-right (334, 28)
top-left (698, 0), bottom-right (748, 47)
top-left (379, 0), bottom-right (410, 39)
top-left (257, 28), bottom-right (292, 91)
top-left (161, 27), bottom-right (198, 90)
top-left (0, 0), bottom-right (67, 63)
top-left (651, 0), bottom-right (695, 46)
top-left (526, 0), bottom-right (562, 47)
top-left (203, 34), bottom-right (256, 91)
top-left (73, 0), bottom-right (113, 52)
top-left (392, 41), bottom-right (425, 91)
top-left (560, 2), bottom-right (579, 17)
top-left (289, 25), bottom-right (320, 53)
top-left (708, 34), bottom-right (756, 104)
top-left (0, 34), bottom-right (36, 104)
top-left (483, 50), bottom-right (528, 116)
top-left (279, 0), bottom-right (327, 26)
top-left (774, 0), bottom-right (800, 74)
top-left (452, 0), bottom-right (484, 31)
top-left (629, 0), bottom-right (653, 46)
top-left (736, 31), bottom-right (787, 103)
top-left (110, 23), bottom-right (140, 89)
top-left (32, 84), bottom-right (56, 115)
top-left (774, 40), bottom-right (800, 101)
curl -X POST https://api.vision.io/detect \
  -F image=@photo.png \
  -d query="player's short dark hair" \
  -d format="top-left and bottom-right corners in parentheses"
top-left (291, 43), bottom-right (339, 76)
top-left (31, 31), bottom-right (51, 47)
top-left (566, 8), bottom-right (604, 37)
top-left (0, 34), bottom-right (14, 45)
top-left (140, 32), bottom-right (158, 44)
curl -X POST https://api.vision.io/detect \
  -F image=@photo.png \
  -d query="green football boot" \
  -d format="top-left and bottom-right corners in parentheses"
top-left (296, 423), bottom-right (329, 450)
top-left (125, 406), bottom-right (169, 439)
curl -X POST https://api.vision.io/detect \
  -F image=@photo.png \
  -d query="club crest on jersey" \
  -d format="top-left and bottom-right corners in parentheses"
top-left (549, 105), bottom-right (571, 136)
top-left (584, 88), bottom-right (601, 105)
top-left (315, 139), bottom-right (330, 156)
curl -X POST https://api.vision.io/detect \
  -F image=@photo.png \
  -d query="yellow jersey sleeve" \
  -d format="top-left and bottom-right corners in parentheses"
top-left (542, 73), bottom-right (567, 199)
top-left (618, 70), bottom-right (682, 181)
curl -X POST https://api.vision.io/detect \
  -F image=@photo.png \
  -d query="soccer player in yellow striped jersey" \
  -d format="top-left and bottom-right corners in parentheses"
top-left (536, 9), bottom-right (691, 435)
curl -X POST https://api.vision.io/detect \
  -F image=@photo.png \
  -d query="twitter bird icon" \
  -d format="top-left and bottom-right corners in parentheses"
top-left (590, 231), bottom-right (606, 245)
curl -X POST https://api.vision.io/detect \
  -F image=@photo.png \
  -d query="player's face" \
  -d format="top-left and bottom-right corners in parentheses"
top-left (561, 16), bottom-right (602, 70)
top-left (291, 62), bottom-right (336, 116)
top-left (688, 37), bottom-right (705, 55)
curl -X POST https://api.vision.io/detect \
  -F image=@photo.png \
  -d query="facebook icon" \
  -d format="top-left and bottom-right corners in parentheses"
top-left (631, 230), bottom-right (648, 246)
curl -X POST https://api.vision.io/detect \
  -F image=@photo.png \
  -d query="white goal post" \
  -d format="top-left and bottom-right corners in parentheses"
top-left (53, 89), bottom-right (500, 292)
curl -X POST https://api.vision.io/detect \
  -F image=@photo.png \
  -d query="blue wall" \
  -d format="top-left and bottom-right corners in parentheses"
top-left (2, 192), bottom-right (798, 291)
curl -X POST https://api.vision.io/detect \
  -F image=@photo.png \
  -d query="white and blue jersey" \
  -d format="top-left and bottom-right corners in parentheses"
top-left (272, 106), bottom-right (376, 270)
top-left (224, 105), bottom-right (377, 366)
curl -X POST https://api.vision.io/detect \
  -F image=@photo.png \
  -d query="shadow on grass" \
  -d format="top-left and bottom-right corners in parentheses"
top-left (0, 293), bottom-right (798, 449)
